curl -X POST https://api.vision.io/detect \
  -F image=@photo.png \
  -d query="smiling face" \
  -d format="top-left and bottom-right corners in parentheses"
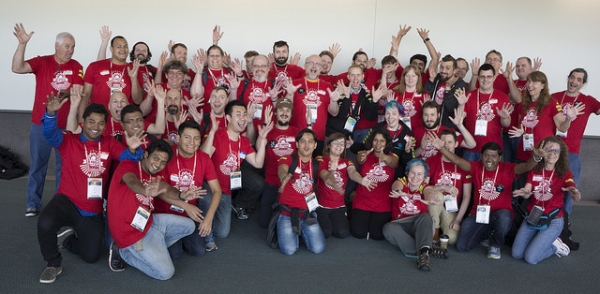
top-left (110, 37), bottom-right (129, 64)
top-left (515, 58), bottom-right (532, 80)
top-left (478, 69), bottom-right (495, 93)
top-left (121, 111), bottom-right (144, 137)
top-left (542, 141), bottom-right (562, 166)
top-left (353, 54), bottom-right (368, 70)
top-left (252, 55), bottom-right (269, 82)
top-left (422, 106), bottom-right (440, 129)
top-left (226, 105), bottom-right (248, 133)
top-left (54, 36), bottom-right (75, 64)
top-left (439, 61), bottom-right (454, 82)
top-left (108, 92), bottom-right (129, 122)
top-left (177, 127), bottom-right (201, 158)
top-left (173, 45), bottom-right (187, 63)
top-left (210, 88), bottom-right (228, 116)
top-left (166, 68), bottom-right (184, 89)
top-left (481, 149), bottom-right (501, 171)
top-left (407, 164), bottom-right (426, 188)
top-left (133, 43), bottom-right (149, 63)
top-left (567, 72), bottom-right (585, 95)
top-left (411, 59), bottom-right (425, 73)
top-left (321, 54), bottom-right (333, 74)
top-left (439, 133), bottom-right (458, 155)
top-left (166, 89), bottom-right (182, 116)
top-left (297, 132), bottom-right (317, 158)
top-left (328, 138), bottom-right (346, 157)
top-left (304, 55), bottom-right (323, 80)
top-left (142, 150), bottom-right (169, 175)
top-left (82, 112), bottom-right (106, 141)
top-left (385, 106), bottom-right (400, 129)
top-left (372, 133), bottom-right (387, 154)
top-left (455, 59), bottom-right (468, 79)
top-left (348, 67), bottom-right (363, 90)
top-left (485, 52), bottom-right (502, 72)
top-left (526, 80), bottom-right (545, 99)
top-left (276, 106), bottom-right (292, 126)
top-left (208, 47), bottom-right (223, 70)
top-left (403, 68), bottom-right (419, 89)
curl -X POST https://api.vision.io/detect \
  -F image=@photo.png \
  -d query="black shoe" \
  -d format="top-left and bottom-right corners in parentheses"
top-left (417, 250), bottom-right (431, 272)
top-left (57, 227), bottom-right (76, 251)
top-left (109, 242), bottom-right (125, 272)
top-left (430, 245), bottom-right (449, 259)
top-left (235, 207), bottom-right (249, 220)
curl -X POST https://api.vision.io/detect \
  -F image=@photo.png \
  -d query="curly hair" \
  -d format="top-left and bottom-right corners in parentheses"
top-left (533, 136), bottom-right (569, 178)
top-left (364, 126), bottom-right (393, 154)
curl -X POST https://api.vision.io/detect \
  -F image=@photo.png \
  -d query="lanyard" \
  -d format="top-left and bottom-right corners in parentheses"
top-left (441, 156), bottom-right (457, 181)
top-left (227, 130), bottom-right (242, 171)
top-left (387, 124), bottom-right (402, 141)
top-left (208, 68), bottom-right (224, 86)
top-left (535, 168), bottom-right (555, 209)
top-left (479, 165), bottom-right (499, 205)
top-left (109, 61), bottom-right (125, 77)
top-left (301, 158), bottom-right (313, 182)
top-left (476, 89), bottom-right (494, 119)
top-left (560, 92), bottom-right (579, 106)
top-left (176, 149), bottom-right (197, 190)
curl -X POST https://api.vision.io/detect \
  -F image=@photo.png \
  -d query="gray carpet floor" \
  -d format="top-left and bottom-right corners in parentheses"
top-left (1, 177), bottom-right (599, 293)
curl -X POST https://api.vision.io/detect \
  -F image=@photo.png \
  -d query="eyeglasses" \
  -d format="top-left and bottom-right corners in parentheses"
top-left (331, 141), bottom-right (345, 146)
top-left (123, 118), bottom-right (144, 124)
top-left (545, 148), bottom-right (561, 154)
top-left (167, 71), bottom-right (184, 77)
top-left (486, 58), bottom-right (501, 63)
top-left (355, 59), bottom-right (368, 63)
top-left (253, 64), bottom-right (268, 69)
top-left (305, 61), bottom-right (323, 67)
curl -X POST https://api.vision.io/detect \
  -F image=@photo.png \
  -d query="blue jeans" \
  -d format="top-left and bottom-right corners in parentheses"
top-left (511, 217), bottom-right (563, 264)
top-left (462, 150), bottom-right (481, 162)
top-left (456, 209), bottom-right (512, 252)
top-left (27, 123), bottom-right (62, 209)
top-left (119, 213), bottom-right (194, 280)
top-left (276, 213), bottom-right (326, 255)
top-left (564, 153), bottom-right (581, 216)
top-left (203, 192), bottom-right (231, 242)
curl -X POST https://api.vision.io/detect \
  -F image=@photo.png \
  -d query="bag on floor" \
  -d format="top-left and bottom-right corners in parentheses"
top-left (0, 145), bottom-right (28, 180)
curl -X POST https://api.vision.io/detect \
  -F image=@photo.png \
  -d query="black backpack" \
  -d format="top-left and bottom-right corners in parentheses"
top-left (0, 145), bottom-right (28, 180)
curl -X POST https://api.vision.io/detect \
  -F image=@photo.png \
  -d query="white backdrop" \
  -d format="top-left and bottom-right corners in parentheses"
top-left (2, 0), bottom-right (599, 135)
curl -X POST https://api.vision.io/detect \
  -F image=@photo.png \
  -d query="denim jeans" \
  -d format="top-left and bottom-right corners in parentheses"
top-left (456, 209), bottom-right (512, 252)
top-left (276, 213), bottom-right (326, 255)
top-left (119, 213), bottom-right (194, 280)
top-left (203, 192), bottom-right (231, 242)
top-left (564, 153), bottom-right (581, 216)
top-left (27, 123), bottom-right (62, 209)
top-left (511, 217), bottom-right (563, 264)
top-left (462, 150), bottom-right (481, 162)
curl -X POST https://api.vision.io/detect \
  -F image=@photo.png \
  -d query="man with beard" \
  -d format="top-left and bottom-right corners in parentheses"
top-left (551, 68), bottom-right (599, 216)
top-left (412, 101), bottom-right (475, 160)
top-left (258, 98), bottom-right (300, 228)
top-left (201, 100), bottom-right (273, 241)
top-left (81, 36), bottom-right (143, 122)
top-left (160, 89), bottom-right (190, 144)
top-left (286, 54), bottom-right (341, 155)
top-left (269, 40), bottom-right (306, 90)
top-left (37, 98), bottom-right (145, 283)
top-left (424, 54), bottom-right (468, 130)
top-left (12, 24), bottom-right (84, 217)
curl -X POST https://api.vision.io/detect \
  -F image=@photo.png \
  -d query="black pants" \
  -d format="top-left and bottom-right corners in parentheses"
top-left (316, 207), bottom-right (349, 238)
top-left (349, 208), bottom-right (391, 240)
top-left (234, 161), bottom-right (264, 209)
top-left (37, 194), bottom-right (104, 267)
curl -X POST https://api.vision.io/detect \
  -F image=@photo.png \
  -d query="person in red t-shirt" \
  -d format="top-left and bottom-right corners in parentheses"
top-left (269, 40), bottom-right (306, 90)
top-left (107, 140), bottom-right (204, 280)
top-left (467, 49), bottom-right (510, 96)
top-left (316, 133), bottom-right (376, 238)
top-left (155, 42), bottom-right (196, 93)
top-left (350, 127), bottom-right (399, 240)
top-left (432, 138), bottom-right (544, 260)
top-left (384, 158), bottom-right (447, 271)
top-left (12, 24), bottom-right (84, 217)
top-left (425, 130), bottom-right (472, 245)
top-left (393, 65), bottom-right (431, 131)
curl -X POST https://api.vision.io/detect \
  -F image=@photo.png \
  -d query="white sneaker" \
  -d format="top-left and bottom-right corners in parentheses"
top-left (553, 238), bottom-right (570, 257)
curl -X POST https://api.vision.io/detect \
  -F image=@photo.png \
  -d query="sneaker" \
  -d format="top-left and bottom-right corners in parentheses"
top-left (553, 238), bottom-right (570, 257)
top-left (108, 242), bottom-right (125, 272)
top-left (57, 227), bottom-right (76, 251)
top-left (480, 238), bottom-right (490, 247)
top-left (430, 245), bottom-right (449, 259)
top-left (235, 207), bottom-right (249, 220)
top-left (39, 266), bottom-right (62, 283)
top-left (205, 240), bottom-right (218, 252)
top-left (417, 250), bottom-right (431, 272)
top-left (487, 246), bottom-right (501, 259)
top-left (25, 207), bottom-right (38, 217)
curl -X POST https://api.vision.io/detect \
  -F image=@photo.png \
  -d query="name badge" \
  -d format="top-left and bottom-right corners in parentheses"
top-left (451, 173), bottom-right (462, 180)
top-left (401, 116), bottom-right (412, 130)
top-left (304, 192), bottom-right (319, 212)
top-left (475, 119), bottom-right (488, 136)
top-left (170, 205), bottom-right (185, 213)
top-left (523, 133), bottom-right (534, 151)
top-left (444, 195), bottom-right (459, 213)
top-left (344, 117), bottom-right (357, 133)
top-left (87, 178), bottom-right (103, 199)
top-left (131, 206), bottom-right (151, 232)
top-left (308, 103), bottom-right (318, 123)
top-left (230, 170), bottom-right (242, 190)
top-left (253, 104), bottom-right (263, 120)
top-left (476, 204), bottom-right (491, 224)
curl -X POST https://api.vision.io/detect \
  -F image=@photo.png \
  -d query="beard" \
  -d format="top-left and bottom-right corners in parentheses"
top-left (167, 105), bottom-right (179, 115)
top-left (423, 117), bottom-right (440, 130)
top-left (275, 56), bottom-right (288, 65)
top-left (277, 119), bottom-right (290, 127)
top-left (136, 54), bottom-right (150, 64)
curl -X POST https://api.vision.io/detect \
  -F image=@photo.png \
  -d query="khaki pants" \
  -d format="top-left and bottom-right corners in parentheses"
top-left (428, 191), bottom-right (458, 244)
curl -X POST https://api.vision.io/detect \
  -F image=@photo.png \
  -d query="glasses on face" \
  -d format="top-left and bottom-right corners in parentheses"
top-left (167, 71), bottom-right (184, 77)
top-left (331, 141), bottom-right (345, 146)
top-left (253, 64), bottom-right (268, 69)
top-left (305, 61), bottom-right (323, 67)
top-left (123, 118), bottom-right (144, 124)
top-left (545, 148), bottom-right (561, 155)
top-left (486, 58), bottom-right (501, 63)
top-left (355, 59), bottom-right (368, 63)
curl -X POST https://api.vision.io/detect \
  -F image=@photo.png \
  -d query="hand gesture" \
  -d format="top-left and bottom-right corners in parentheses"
top-left (426, 132), bottom-right (443, 150)
top-left (128, 59), bottom-right (140, 79)
top-left (562, 186), bottom-right (581, 201)
top-left (371, 84), bottom-right (386, 103)
top-left (532, 139), bottom-right (547, 160)
top-left (327, 87), bottom-right (341, 102)
top-left (389, 189), bottom-right (407, 199)
top-left (268, 84), bottom-right (283, 101)
top-left (174, 109), bottom-right (188, 131)
top-left (284, 78), bottom-right (301, 95)
top-left (512, 187), bottom-right (531, 198)
top-left (223, 51), bottom-right (231, 67)
top-left (454, 87), bottom-right (470, 105)
top-left (13, 23), bottom-right (34, 44)
top-left (158, 51), bottom-right (168, 69)
top-left (508, 124), bottom-right (524, 138)
top-left (416, 28), bottom-right (430, 41)
top-left (357, 148), bottom-right (373, 163)
top-left (268, 53), bottom-right (275, 64)
top-left (361, 177), bottom-right (377, 191)
top-left (212, 25), bottom-right (223, 45)
top-left (278, 174), bottom-right (292, 193)
top-left (225, 73), bottom-right (240, 91)
top-left (470, 58), bottom-right (481, 77)
top-left (263, 104), bottom-right (273, 127)
top-left (99, 25), bottom-right (111, 43)
top-left (503, 61), bottom-right (514, 80)
top-left (496, 102), bottom-right (513, 119)
top-left (124, 127), bottom-right (147, 150)
top-left (185, 97), bottom-right (203, 123)
top-left (290, 52), bottom-right (301, 65)
top-left (328, 43), bottom-right (341, 58)
top-left (154, 84), bottom-right (166, 107)
top-left (183, 202), bottom-right (204, 223)
top-left (180, 188), bottom-right (206, 201)
top-left (167, 40), bottom-right (175, 53)
top-left (367, 58), bottom-right (377, 69)
top-left (258, 115), bottom-right (274, 140)
top-left (231, 58), bottom-right (243, 76)
top-left (533, 57), bottom-right (543, 71)
top-left (192, 50), bottom-right (206, 71)
top-left (44, 92), bottom-right (68, 114)
top-left (145, 177), bottom-right (166, 197)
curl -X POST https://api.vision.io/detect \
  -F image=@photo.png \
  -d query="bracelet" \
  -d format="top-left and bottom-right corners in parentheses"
top-left (237, 74), bottom-right (244, 78)
top-left (423, 38), bottom-right (430, 43)
top-left (178, 191), bottom-right (183, 200)
top-left (533, 155), bottom-right (542, 162)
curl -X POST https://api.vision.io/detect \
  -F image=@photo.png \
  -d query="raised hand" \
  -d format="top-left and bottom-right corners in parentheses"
top-left (503, 61), bottom-right (514, 80)
top-left (124, 127), bottom-right (147, 150)
top-left (328, 43), bottom-right (341, 58)
top-left (128, 59), bottom-right (140, 79)
top-left (192, 50), bottom-right (206, 71)
top-left (533, 57), bottom-right (543, 71)
top-left (44, 92), bottom-right (68, 114)
top-left (470, 58), bottom-right (481, 76)
top-left (13, 23), bottom-right (34, 44)
top-left (416, 28), bottom-right (429, 41)
top-left (290, 52), bottom-right (301, 65)
top-left (454, 87), bottom-right (470, 105)
top-left (212, 25), bottom-right (223, 45)
top-left (449, 107), bottom-right (467, 128)
top-left (357, 148), bottom-right (373, 163)
top-left (508, 124), bottom-right (525, 138)
top-left (99, 25), bottom-right (111, 43)
top-left (496, 102), bottom-right (513, 119)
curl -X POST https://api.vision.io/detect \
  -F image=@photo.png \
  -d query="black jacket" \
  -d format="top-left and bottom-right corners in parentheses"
top-left (326, 85), bottom-right (379, 137)
top-left (424, 74), bottom-right (467, 130)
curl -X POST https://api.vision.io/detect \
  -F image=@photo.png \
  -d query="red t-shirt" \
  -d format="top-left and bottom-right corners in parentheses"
top-left (160, 68), bottom-right (195, 93)
top-left (515, 100), bottom-right (562, 161)
top-left (210, 129), bottom-right (255, 194)
top-left (352, 153), bottom-right (396, 212)
top-left (154, 147), bottom-right (217, 216)
top-left (268, 63), bottom-right (306, 90)
top-left (264, 127), bottom-right (299, 186)
top-left (278, 155), bottom-right (317, 210)
top-left (506, 79), bottom-right (528, 132)
top-left (57, 132), bottom-right (126, 214)
top-left (200, 115), bottom-right (227, 142)
top-left (27, 55), bottom-right (84, 127)
top-left (238, 79), bottom-right (276, 127)
top-left (463, 89), bottom-right (511, 151)
top-left (425, 154), bottom-right (472, 203)
top-left (468, 161), bottom-right (517, 215)
top-left (84, 59), bottom-right (135, 108)
top-left (202, 68), bottom-right (232, 113)
top-left (397, 91), bottom-right (429, 131)
top-left (137, 65), bottom-right (156, 94)
top-left (289, 78), bottom-right (334, 140)
top-left (412, 125), bottom-right (463, 160)
top-left (475, 74), bottom-right (510, 96)
top-left (391, 178), bottom-right (429, 220)
top-left (525, 169), bottom-right (575, 217)
top-left (108, 160), bottom-right (164, 248)
top-left (552, 91), bottom-right (600, 154)
top-left (317, 156), bottom-right (353, 208)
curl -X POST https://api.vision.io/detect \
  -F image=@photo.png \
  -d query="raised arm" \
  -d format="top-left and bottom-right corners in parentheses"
top-left (429, 132), bottom-right (471, 173)
top-left (96, 25), bottom-right (111, 61)
top-left (11, 23), bottom-right (34, 74)
top-left (389, 24), bottom-right (411, 58)
top-left (416, 28), bottom-right (440, 64)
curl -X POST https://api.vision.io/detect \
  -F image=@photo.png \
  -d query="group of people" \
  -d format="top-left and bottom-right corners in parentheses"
top-left (12, 22), bottom-right (597, 281)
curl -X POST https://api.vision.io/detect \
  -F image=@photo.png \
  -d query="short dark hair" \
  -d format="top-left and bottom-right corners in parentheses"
top-left (225, 100), bottom-right (246, 117)
top-left (481, 142), bottom-right (503, 157)
top-left (422, 100), bottom-right (439, 113)
top-left (319, 50), bottom-right (334, 61)
top-left (146, 140), bottom-right (174, 162)
top-left (296, 128), bottom-right (317, 143)
top-left (110, 36), bottom-right (126, 47)
top-left (163, 59), bottom-right (188, 75)
top-left (364, 126), bottom-right (393, 154)
top-left (439, 129), bottom-right (457, 142)
top-left (410, 54), bottom-right (427, 66)
top-left (569, 68), bottom-right (588, 84)
top-left (273, 40), bottom-right (289, 51)
top-left (120, 104), bottom-right (143, 122)
top-left (381, 55), bottom-right (398, 67)
top-left (456, 57), bottom-right (469, 71)
top-left (177, 120), bottom-right (202, 137)
top-left (244, 50), bottom-right (259, 59)
top-left (170, 43), bottom-right (187, 54)
top-left (441, 54), bottom-right (457, 69)
top-left (479, 63), bottom-right (496, 76)
top-left (352, 51), bottom-right (368, 61)
top-left (129, 41), bottom-right (152, 62)
top-left (83, 104), bottom-right (108, 122)
top-left (207, 45), bottom-right (224, 56)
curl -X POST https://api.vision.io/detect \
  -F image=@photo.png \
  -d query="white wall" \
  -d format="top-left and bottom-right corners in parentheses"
top-left (2, 0), bottom-right (600, 135)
